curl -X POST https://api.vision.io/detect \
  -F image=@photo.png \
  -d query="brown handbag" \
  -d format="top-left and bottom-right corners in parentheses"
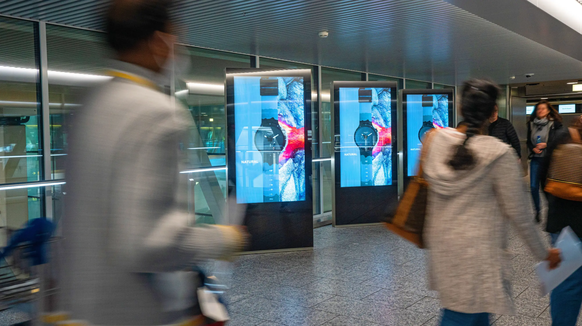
top-left (384, 129), bottom-right (437, 248)
top-left (544, 128), bottom-right (582, 201)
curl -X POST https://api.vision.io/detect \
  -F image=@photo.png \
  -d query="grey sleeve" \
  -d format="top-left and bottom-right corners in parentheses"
top-left (106, 117), bottom-right (240, 273)
top-left (493, 151), bottom-right (547, 261)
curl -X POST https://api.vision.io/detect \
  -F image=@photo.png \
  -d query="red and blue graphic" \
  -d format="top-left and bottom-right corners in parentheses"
top-left (234, 76), bottom-right (306, 203)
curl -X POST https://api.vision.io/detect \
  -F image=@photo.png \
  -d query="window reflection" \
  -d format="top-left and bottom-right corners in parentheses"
top-left (175, 46), bottom-right (250, 167)
top-left (46, 25), bottom-right (109, 179)
top-left (175, 46), bottom-right (250, 225)
top-left (0, 17), bottom-right (44, 245)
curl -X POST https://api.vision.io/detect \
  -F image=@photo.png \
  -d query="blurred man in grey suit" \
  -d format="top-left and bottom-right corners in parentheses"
top-left (59, 1), bottom-right (246, 325)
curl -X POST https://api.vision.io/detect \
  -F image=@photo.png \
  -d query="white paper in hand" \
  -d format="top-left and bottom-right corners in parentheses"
top-left (536, 227), bottom-right (582, 296)
top-left (197, 286), bottom-right (229, 322)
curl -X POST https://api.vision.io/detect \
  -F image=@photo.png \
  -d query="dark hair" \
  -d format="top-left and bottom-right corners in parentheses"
top-left (449, 79), bottom-right (499, 170)
top-left (106, 0), bottom-right (172, 53)
top-left (529, 100), bottom-right (562, 123)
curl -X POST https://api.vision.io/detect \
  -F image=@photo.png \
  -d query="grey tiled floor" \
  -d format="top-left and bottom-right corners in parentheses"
top-left (227, 224), bottom-right (581, 326)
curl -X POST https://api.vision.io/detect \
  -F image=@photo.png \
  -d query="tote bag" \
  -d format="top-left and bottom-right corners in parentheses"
top-left (384, 129), bottom-right (437, 248)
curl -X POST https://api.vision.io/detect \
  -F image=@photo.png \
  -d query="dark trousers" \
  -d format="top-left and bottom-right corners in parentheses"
top-left (440, 309), bottom-right (489, 326)
top-left (530, 157), bottom-right (544, 214)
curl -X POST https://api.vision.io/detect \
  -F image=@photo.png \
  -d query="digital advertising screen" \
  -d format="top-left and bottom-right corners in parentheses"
top-left (403, 90), bottom-right (454, 177)
top-left (338, 87), bottom-right (394, 188)
top-left (332, 81), bottom-right (398, 226)
top-left (526, 105), bottom-right (535, 115)
top-left (230, 73), bottom-right (307, 204)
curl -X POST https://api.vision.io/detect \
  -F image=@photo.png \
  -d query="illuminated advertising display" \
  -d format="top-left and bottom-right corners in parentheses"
top-left (226, 69), bottom-right (311, 206)
top-left (226, 68), bottom-right (313, 251)
top-left (338, 87), bottom-right (394, 187)
top-left (403, 90), bottom-right (454, 177)
top-left (332, 81), bottom-right (398, 226)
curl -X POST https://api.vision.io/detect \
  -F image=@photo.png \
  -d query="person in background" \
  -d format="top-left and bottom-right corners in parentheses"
top-left (59, 1), bottom-right (247, 325)
top-left (546, 115), bottom-right (582, 326)
top-left (527, 100), bottom-right (563, 223)
top-left (488, 106), bottom-right (521, 159)
top-left (424, 79), bottom-right (560, 326)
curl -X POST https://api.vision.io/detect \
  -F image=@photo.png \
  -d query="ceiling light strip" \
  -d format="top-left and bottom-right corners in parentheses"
top-left (180, 166), bottom-right (227, 174)
top-left (0, 180), bottom-right (66, 191)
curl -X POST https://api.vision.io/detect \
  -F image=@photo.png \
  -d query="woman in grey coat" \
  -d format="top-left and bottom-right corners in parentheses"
top-left (423, 79), bottom-right (561, 326)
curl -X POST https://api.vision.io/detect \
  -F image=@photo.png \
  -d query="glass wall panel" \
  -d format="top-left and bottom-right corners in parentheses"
top-left (188, 170), bottom-right (227, 225)
top-left (369, 74), bottom-right (404, 90)
top-left (0, 17), bottom-right (44, 246)
top-left (175, 47), bottom-right (250, 225)
top-left (46, 25), bottom-right (110, 179)
top-left (175, 46), bottom-right (249, 168)
top-left (405, 79), bottom-right (432, 90)
top-left (321, 68), bottom-right (361, 213)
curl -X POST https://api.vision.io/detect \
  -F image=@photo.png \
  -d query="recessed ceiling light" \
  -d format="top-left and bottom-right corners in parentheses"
top-left (510, 76), bottom-right (516, 80)
top-left (541, 97), bottom-right (548, 99)
top-left (567, 81), bottom-right (578, 84)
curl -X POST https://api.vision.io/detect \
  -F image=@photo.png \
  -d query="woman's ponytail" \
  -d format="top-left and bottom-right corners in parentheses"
top-left (448, 80), bottom-right (499, 170)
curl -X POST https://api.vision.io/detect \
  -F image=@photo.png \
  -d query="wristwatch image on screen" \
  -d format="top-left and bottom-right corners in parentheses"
top-left (254, 77), bottom-right (287, 202)
top-left (418, 95), bottom-right (434, 143)
top-left (353, 88), bottom-right (378, 186)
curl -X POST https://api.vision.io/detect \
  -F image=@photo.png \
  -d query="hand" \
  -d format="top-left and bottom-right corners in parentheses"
top-left (533, 148), bottom-right (542, 154)
top-left (536, 142), bottom-right (547, 150)
top-left (546, 248), bottom-right (562, 270)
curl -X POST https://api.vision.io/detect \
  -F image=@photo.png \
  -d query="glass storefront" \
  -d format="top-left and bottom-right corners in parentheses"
top-left (0, 17), bottom-right (44, 245)
top-left (46, 25), bottom-right (110, 179)
top-left (175, 46), bottom-right (250, 224)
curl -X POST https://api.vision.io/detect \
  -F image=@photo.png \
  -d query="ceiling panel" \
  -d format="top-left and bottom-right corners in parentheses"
top-left (1, 0), bottom-right (581, 86)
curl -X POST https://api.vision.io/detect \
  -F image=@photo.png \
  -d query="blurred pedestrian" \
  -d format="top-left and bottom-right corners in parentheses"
top-left (546, 115), bottom-right (582, 326)
top-left (488, 106), bottom-right (521, 159)
top-left (423, 79), bottom-right (560, 326)
top-left (527, 100), bottom-right (564, 223)
top-left (59, 0), bottom-right (247, 325)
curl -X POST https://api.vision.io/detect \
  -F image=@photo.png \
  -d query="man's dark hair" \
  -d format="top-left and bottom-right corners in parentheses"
top-left (106, 0), bottom-right (172, 53)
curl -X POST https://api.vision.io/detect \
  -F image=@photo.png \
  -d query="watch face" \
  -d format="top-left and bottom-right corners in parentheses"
top-left (254, 125), bottom-right (287, 151)
top-left (354, 125), bottom-right (378, 148)
top-left (418, 123), bottom-right (434, 143)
